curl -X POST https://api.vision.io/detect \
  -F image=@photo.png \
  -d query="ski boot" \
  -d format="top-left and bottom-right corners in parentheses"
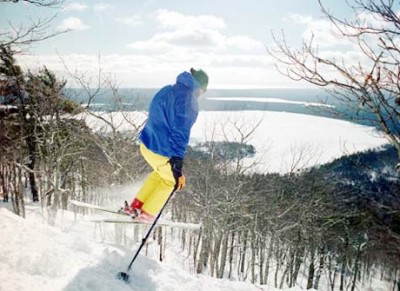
top-left (119, 200), bottom-right (140, 219)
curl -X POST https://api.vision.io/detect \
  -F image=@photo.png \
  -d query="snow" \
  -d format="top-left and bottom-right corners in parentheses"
top-left (190, 111), bottom-right (388, 173)
top-left (0, 205), bottom-right (308, 291)
top-left (206, 97), bottom-right (335, 108)
top-left (81, 110), bottom-right (388, 173)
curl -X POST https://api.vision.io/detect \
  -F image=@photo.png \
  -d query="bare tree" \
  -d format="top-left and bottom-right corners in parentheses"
top-left (269, 0), bottom-right (400, 169)
top-left (61, 57), bottom-right (148, 187)
top-left (0, 0), bottom-right (62, 6)
top-left (0, 0), bottom-right (66, 53)
top-left (172, 116), bottom-right (264, 278)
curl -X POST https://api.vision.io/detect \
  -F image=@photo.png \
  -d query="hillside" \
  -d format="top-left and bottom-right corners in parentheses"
top-left (0, 205), bottom-right (307, 291)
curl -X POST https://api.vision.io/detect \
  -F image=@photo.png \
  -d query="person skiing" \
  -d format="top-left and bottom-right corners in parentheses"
top-left (123, 68), bottom-right (209, 222)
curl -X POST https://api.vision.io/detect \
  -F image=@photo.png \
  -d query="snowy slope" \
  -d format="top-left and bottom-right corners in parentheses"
top-left (0, 207), bottom-right (307, 291)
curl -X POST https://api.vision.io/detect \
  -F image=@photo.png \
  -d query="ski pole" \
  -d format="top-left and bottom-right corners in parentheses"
top-left (117, 187), bottom-right (176, 282)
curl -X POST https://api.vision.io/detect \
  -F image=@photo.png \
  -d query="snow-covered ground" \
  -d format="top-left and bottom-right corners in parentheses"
top-left (1, 196), bottom-right (393, 291)
top-left (206, 97), bottom-right (335, 108)
top-left (0, 204), bottom-right (310, 291)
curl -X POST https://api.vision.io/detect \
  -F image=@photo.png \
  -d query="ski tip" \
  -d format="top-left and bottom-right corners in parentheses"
top-left (117, 271), bottom-right (130, 283)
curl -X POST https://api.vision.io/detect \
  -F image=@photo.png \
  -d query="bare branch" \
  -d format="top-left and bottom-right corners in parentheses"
top-left (270, 0), bottom-right (400, 165)
top-left (0, 0), bottom-right (63, 8)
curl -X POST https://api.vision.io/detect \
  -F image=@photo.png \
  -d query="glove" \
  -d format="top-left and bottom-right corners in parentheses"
top-left (169, 157), bottom-right (186, 191)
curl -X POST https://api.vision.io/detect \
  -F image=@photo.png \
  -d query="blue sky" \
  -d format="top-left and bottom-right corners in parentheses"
top-left (1, 0), bottom-right (355, 88)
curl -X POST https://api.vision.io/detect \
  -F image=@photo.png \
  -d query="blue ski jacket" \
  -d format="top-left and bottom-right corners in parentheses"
top-left (140, 71), bottom-right (200, 158)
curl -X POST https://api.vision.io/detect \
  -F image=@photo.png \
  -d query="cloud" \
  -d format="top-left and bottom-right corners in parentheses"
top-left (116, 15), bottom-right (143, 26)
top-left (282, 12), bottom-right (350, 49)
top-left (16, 10), bottom-right (279, 88)
top-left (155, 9), bottom-right (226, 30)
top-left (289, 12), bottom-right (390, 50)
top-left (94, 4), bottom-right (111, 12)
top-left (16, 53), bottom-right (284, 89)
top-left (57, 17), bottom-right (90, 31)
top-left (283, 16), bottom-right (352, 50)
top-left (126, 10), bottom-right (263, 53)
top-left (226, 35), bottom-right (265, 51)
top-left (120, 9), bottom-right (269, 87)
top-left (356, 11), bottom-right (392, 29)
top-left (63, 2), bottom-right (88, 12)
top-left (285, 13), bottom-right (313, 24)
top-left (127, 28), bottom-right (226, 51)
top-left (302, 19), bottom-right (340, 47)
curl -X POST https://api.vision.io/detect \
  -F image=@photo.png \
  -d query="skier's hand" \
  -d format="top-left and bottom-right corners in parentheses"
top-left (169, 157), bottom-right (185, 191)
top-left (176, 175), bottom-right (186, 191)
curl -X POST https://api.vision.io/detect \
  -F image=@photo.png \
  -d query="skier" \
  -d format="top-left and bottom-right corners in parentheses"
top-left (123, 68), bottom-right (209, 222)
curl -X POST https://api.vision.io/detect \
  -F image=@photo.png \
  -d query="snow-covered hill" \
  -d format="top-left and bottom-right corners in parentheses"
top-left (0, 206), bottom-right (308, 291)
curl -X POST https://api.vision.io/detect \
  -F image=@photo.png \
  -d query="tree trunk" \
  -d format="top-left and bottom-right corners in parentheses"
top-left (288, 246), bottom-right (296, 287)
top-left (196, 229), bottom-right (210, 274)
top-left (228, 231), bottom-right (235, 279)
top-left (351, 245), bottom-right (362, 291)
top-left (26, 136), bottom-right (39, 202)
top-left (11, 166), bottom-right (19, 215)
top-left (307, 249), bottom-right (315, 289)
top-left (328, 254), bottom-right (337, 291)
top-left (193, 228), bottom-right (202, 272)
top-left (158, 227), bottom-right (163, 262)
top-left (211, 232), bottom-right (222, 277)
top-left (10, 165), bottom-right (25, 217)
top-left (280, 263), bottom-right (290, 289)
top-left (250, 233), bottom-right (256, 284)
top-left (239, 230), bottom-right (248, 280)
top-left (19, 172), bottom-right (25, 218)
top-left (259, 237), bottom-right (265, 284)
top-left (0, 165), bottom-right (9, 202)
top-left (264, 232), bottom-right (275, 285)
top-left (274, 246), bottom-right (281, 288)
top-left (218, 232), bottom-right (229, 278)
top-left (340, 259), bottom-right (346, 291)
top-left (314, 247), bottom-right (324, 290)
top-left (292, 245), bottom-right (304, 286)
top-left (340, 237), bottom-right (349, 291)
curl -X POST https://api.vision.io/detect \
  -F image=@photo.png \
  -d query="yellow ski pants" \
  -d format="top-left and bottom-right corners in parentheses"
top-left (136, 143), bottom-right (175, 216)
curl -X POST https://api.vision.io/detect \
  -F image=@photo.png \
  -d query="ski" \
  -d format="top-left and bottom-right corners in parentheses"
top-left (91, 218), bottom-right (201, 230)
top-left (70, 199), bottom-right (129, 216)
top-left (70, 199), bottom-right (201, 230)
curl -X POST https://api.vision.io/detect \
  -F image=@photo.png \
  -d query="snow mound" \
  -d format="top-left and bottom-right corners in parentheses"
top-left (0, 208), bottom-right (307, 291)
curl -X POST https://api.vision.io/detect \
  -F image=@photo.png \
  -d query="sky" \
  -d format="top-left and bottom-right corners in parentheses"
top-left (0, 0), bottom-right (361, 88)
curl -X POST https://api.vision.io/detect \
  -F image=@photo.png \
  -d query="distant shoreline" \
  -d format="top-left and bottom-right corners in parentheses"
top-left (65, 87), bottom-right (387, 131)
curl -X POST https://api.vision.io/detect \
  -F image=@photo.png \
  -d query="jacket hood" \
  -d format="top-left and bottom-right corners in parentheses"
top-left (176, 71), bottom-right (200, 90)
